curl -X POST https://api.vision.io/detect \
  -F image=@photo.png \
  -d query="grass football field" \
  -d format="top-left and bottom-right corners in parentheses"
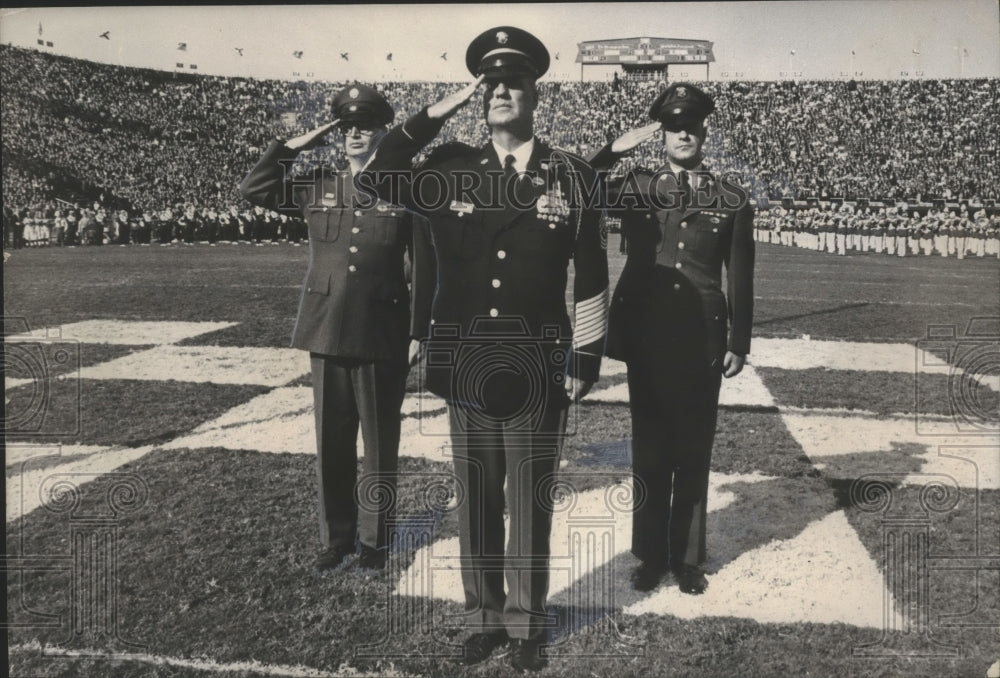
top-left (4, 238), bottom-right (999, 678)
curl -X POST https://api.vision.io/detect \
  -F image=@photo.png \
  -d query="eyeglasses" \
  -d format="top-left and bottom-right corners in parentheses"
top-left (337, 123), bottom-right (378, 136)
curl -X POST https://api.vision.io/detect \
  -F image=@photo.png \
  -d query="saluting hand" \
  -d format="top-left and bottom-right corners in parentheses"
top-left (610, 121), bottom-right (662, 154)
top-left (565, 376), bottom-right (595, 402)
top-left (723, 351), bottom-right (745, 378)
top-left (427, 75), bottom-right (486, 120)
top-left (284, 119), bottom-right (340, 151)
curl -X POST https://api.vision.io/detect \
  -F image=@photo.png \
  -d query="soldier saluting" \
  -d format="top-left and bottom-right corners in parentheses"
top-left (589, 83), bottom-right (755, 596)
top-left (361, 26), bottom-right (609, 673)
top-left (240, 84), bottom-right (416, 575)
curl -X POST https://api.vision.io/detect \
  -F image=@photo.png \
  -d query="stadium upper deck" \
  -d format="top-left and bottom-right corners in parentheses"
top-left (2, 45), bottom-right (998, 215)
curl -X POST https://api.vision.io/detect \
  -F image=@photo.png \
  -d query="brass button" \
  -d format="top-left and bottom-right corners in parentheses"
top-left (497, 250), bottom-right (506, 259)
top-left (675, 262), bottom-right (683, 269)
top-left (549, 223), bottom-right (557, 229)
top-left (348, 265), bottom-right (357, 272)
top-left (680, 221), bottom-right (688, 228)
top-left (354, 210), bottom-right (363, 217)
top-left (492, 279), bottom-right (501, 288)
top-left (678, 242), bottom-right (685, 249)
top-left (489, 308), bottom-right (499, 317)
top-left (352, 227), bottom-right (360, 234)
top-left (349, 245), bottom-right (358, 253)
top-left (673, 283), bottom-right (681, 291)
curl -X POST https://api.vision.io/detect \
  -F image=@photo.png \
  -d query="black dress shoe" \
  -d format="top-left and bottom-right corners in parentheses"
top-left (454, 631), bottom-right (509, 665)
top-left (673, 565), bottom-right (708, 595)
top-left (630, 561), bottom-right (668, 592)
top-left (358, 544), bottom-right (387, 571)
top-left (510, 638), bottom-right (548, 673)
top-left (312, 544), bottom-right (354, 575)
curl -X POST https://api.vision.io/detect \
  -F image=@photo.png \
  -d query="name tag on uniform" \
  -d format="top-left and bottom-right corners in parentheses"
top-left (322, 192), bottom-right (338, 207)
top-left (450, 200), bottom-right (474, 215)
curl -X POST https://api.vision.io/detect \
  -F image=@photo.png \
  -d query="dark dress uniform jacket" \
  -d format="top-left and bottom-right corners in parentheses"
top-left (590, 144), bottom-right (755, 569)
top-left (361, 109), bottom-right (609, 415)
top-left (240, 141), bottom-right (412, 364)
top-left (590, 146), bottom-right (754, 374)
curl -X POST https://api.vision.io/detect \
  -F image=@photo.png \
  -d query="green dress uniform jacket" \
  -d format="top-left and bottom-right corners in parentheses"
top-left (240, 140), bottom-right (412, 363)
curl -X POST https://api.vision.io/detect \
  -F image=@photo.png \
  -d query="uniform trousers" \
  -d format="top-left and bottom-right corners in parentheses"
top-left (448, 401), bottom-right (566, 641)
top-left (311, 354), bottom-right (408, 552)
top-left (627, 363), bottom-right (723, 570)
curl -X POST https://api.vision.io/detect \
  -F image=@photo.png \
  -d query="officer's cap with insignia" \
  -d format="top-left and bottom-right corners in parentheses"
top-left (648, 82), bottom-right (715, 128)
top-left (331, 83), bottom-right (394, 126)
top-left (466, 26), bottom-right (550, 80)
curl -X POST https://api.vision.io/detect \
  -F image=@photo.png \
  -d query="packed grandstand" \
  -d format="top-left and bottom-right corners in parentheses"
top-left (3, 44), bottom-right (998, 254)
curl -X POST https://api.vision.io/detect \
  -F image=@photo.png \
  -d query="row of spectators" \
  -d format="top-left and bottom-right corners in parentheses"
top-left (3, 202), bottom-right (305, 249)
top-left (3, 45), bottom-right (998, 227)
top-left (755, 203), bottom-right (1000, 258)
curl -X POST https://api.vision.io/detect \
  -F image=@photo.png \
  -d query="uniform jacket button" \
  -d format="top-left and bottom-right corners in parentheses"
top-left (349, 245), bottom-right (358, 253)
top-left (492, 279), bottom-right (501, 288)
top-left (354, 210), bottom-right (363, 217)
top-left (673, 283), bottom-right (681, 291)
top-left (681, 221), bottom-right (688, 228)
top-left (675, 262), bottom-right (683, 269)
top-left (678, 241), bottom-right (685, 249)
top-left (352, 226), bottom-right (360, 233)
top-left (497, 250), bottom-right (506, 259)
top-left (489, 308), bottom-right (499, 317)
top-left (348, 265), bottom-right (357, 272)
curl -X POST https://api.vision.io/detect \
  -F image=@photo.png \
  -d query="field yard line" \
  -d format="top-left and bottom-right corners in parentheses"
top-left (77, 345), bottom-right (310, 386)
top-left (5, 443), bottom-right (115, 467)
top-left (750, 337), bottom-right (995, 377)
top-left (757, 294), bottom-right (986, 308)
top-left (5, 320), bottom-right (237, 345)
top-left (9, 641), bottom-right (415, 677)
top-left (7, 445), bottom-right (154, 523)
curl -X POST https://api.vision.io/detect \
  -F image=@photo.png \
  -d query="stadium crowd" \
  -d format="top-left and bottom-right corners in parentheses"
top-left (3, 44), bottom-right (999, 252)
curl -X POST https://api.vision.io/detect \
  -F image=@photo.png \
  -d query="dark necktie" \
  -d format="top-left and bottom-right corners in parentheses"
top-left (504, 153), bottom-right (517, 184)
top-left (503, 154), bottom-right (531, 208)
top-left (503, 154), bottom-right (518, 206)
